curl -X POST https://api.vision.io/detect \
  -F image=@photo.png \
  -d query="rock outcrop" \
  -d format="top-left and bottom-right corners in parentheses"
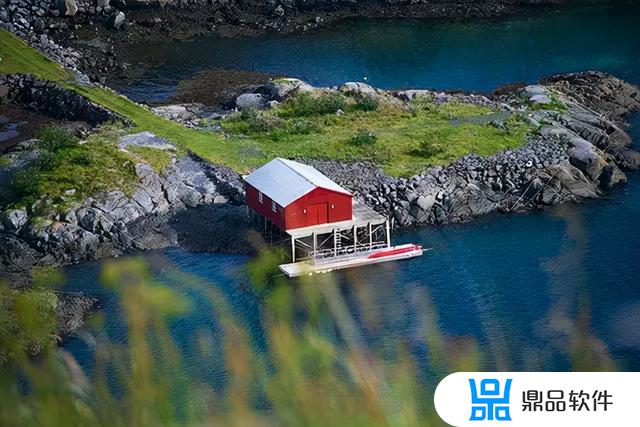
top-left (298, 73), bottom-right (639, 226)
top-left (0, 132), bottom-right (247, 274)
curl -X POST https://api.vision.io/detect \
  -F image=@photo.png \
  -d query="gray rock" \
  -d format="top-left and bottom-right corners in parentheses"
top-left (57, 0), bottom-right (78, 16)
top-left (107, 11), bottom-right (125, 30)
top-left (235, 93), bottom-right (266, 110)
top-left (524, 85), bottom-right (547, 96)
top-left (567, 138), bottom-right (603, 181)
top-left (415, 194), bottom-right (436, 213)
top-left (530, 94), bottom-right (552, 105)
top-left (119, 131), bottom-right (176, 151)
top-left (340, 82), bottom-right (378, 98)
top-left (131, 188), bottom-right (154, 214)
top-left (1, 209), bottom-right (28, 231)
top-left (77, 208), bottom-right (100, 232)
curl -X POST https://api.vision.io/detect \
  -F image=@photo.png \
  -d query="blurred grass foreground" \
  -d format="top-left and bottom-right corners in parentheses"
top-left (0, 250), bottom-right (615, 427)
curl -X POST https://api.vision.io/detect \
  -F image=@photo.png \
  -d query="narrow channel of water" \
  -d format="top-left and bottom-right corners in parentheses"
top-left (109, 1), bottom-right (640, 102)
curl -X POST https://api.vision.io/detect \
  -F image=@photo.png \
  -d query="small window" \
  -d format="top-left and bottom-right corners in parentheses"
top-left (258, 191), bottom-right (263, 203)
top-left (271, 200), bottom-right (277, 212)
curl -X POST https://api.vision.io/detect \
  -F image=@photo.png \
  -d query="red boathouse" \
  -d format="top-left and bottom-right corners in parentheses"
top-left (244, 158), bottom-right (353, 231)
top-left (244, 158), bottom-right (422, 276)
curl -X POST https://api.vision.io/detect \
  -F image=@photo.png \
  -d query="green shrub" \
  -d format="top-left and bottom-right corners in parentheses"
top-left (280, 91), bottom-right (348, 117)
top-left (286, 119), bottom-right (320, 135)
top-left (35, 125), bottom-right (79, 152)
top-left (349, 130), bottom-right (377, 146)
top-left (242, 109), bottom-right (271, 132)
top-left (67, 149), bottom-right (94, 166)
top-left (35, 151), bottom-right (56, 171)
top-left (10, 167), bottom-right (40, 205)
top-left (351, 94), bottom-right (379, 112)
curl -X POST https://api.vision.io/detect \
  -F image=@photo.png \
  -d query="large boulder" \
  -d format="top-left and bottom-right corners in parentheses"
top-left (235, 93), bottom-right (266, 110)
top-left (567, 138), bottom-right (604, 181)
top-left (340, 82), bottom-right (378, 99)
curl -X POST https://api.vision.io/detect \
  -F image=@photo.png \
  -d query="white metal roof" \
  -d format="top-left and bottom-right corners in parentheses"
top-left (243, 158), bottom-right (351, 207)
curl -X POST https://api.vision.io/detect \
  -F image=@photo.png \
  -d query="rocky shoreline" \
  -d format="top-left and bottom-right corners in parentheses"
top-left (2, 71), bottom-right (639, 279)
top-left (1, 69), bottom-right (638, 344)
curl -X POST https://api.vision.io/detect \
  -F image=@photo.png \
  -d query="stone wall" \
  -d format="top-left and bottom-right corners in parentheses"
top-left (0, 74), bottom-right (128, 126)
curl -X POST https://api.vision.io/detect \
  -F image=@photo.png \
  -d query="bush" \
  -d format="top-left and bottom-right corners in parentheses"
top-left (351, 94), bottom-right (379, 112)
top-left (10, 167), bottom-right (40, 207)
top-left (240, 109), bottom-right (278, 133)
top-left (35, 125), bottom-right (79, 152)
top-left (286, 119), bottom-right (320, 135)
top-left (280, 92), bottom-right (348, 117)
top-left (349, 130), bottom-right (377, 146)
top-left (67, 149), bottom-right (94, 166)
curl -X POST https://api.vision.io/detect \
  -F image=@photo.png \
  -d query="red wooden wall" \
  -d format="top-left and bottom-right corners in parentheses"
top-left (246, 184), bottom-right (352, 230)
top-left (246, 184), bottom-right (286, 229)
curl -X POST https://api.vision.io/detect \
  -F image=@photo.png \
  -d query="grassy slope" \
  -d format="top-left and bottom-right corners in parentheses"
top-left (0, 30), bottom-right (241, 167)
top-left (1, 29), bottom-right (530, 178)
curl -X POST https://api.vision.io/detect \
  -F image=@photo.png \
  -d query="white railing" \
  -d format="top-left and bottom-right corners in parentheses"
top-left (311, 242), bottom-right (389, 265)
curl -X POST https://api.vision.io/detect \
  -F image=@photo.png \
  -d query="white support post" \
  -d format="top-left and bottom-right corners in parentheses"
top-left (333, 228), bottom-right (338, 257)
top-left (368, 222), bottom-right (373, 250)
top-left (353, 225), bottom-right (357, 253)
top-left (385, 219), bottom-right (391, 248)
top-left (312, 232), bottom-right (317, 258)
top-left (291, 237), bottom-right (296, 263)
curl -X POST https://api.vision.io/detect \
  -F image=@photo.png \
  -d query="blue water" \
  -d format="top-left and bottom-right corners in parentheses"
top-left (63, 114), bottom-right (640, 377)
top-left (64, 3), bottom-right (640, 386)
top-left (111, 1), bottom-right (640, 102)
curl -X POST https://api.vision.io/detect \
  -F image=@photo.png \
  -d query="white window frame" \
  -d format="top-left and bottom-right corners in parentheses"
top-left (258, 191), bottom-right (263, 203)
top-left (271, 200), bottom-right (277, 212)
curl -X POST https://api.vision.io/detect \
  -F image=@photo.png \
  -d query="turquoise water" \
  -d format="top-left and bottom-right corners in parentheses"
top-left (112, 1), bottom-right (640, 102)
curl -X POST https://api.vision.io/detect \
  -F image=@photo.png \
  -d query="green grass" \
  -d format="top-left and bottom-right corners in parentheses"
top-left (1, 28), bottom-right (532, 178)
top-left (2, 124), bottom-right (139, 212)
top-left (531, 91), bottom-right (568, 111)
top-left (220, 96), bottom-right (530, 176)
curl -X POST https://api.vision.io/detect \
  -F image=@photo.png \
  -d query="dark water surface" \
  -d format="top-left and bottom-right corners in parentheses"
top-left (64, 2), bottom-right (640, 385)
top-left (110, 1), bottom-right (640, 102)
top-left (63, 115), bottom-right (640, 377)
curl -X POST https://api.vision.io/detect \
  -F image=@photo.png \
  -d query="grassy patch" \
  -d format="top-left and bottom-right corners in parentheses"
top-left (127, 145), bottom-right (175, 172)
top-left (531, 91), bottom-right (567, 111)
top-left (0, 30), bottom-right (71, 82)
top-left (1, 124), bottom-right (138, 213)
top-left (219, 94), bottom-right (531, 176)
top-left (1, 28), bottom-right (532, 178)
